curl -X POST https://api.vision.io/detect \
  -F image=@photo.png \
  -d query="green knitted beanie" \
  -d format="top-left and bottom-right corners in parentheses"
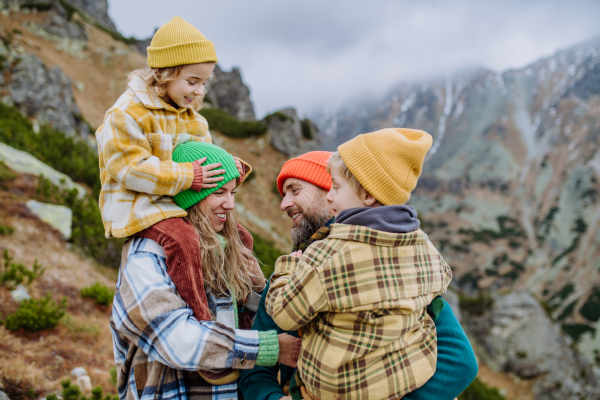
top-left (173, 142), bottom-right (240, 210)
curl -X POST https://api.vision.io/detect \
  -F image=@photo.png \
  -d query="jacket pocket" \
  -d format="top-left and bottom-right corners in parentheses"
top-left (148, 133), bottom-right (173, 160)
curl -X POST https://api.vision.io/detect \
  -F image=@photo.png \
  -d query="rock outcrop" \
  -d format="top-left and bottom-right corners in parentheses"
top-left (26, 199), bottom-right (73, 239)
top-left (12, 0), bottom-right (116, 31)
top-left (0, 142), bottom-right (86, 197)
top-left (464, 290), bottom-right (600, 399)
top-left (265, 108), bottom-right (322, 157)
top-left (2, 51), bottom-right (90, 138)
top-left (207, 64), bottom-right (257, 121)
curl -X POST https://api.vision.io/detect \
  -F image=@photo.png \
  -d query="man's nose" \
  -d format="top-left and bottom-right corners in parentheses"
top-left (280, 194), bottom-right (293, 211)
top-left (326, 190), bottom-right (333, 203)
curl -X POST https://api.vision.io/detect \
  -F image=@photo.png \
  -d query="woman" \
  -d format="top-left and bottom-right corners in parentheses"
top-left (110, 142), bottom-right (300, 399)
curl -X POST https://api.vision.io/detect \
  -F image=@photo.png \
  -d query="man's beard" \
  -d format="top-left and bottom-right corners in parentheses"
top-left (290, 200), bottom-right (331, 246)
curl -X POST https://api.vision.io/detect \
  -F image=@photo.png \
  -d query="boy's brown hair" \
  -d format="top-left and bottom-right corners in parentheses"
top-left (326, 151), bottom-right (365, 197)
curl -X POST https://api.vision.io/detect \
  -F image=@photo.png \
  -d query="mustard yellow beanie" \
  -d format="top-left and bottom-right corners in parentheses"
top-left (147, 17), bottom-right (218, 68)
top-left (337, 128), bottom-right (433, 205)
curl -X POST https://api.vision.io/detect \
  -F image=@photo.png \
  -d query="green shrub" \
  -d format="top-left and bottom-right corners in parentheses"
top-left (94, 23), bottom-right (137, 45)
top-left (47, 379), bottom-right (118, 400)
top-left (458, 378), bottom-right (505, 400)
top-left (580, 286), bottom-right (600, 322)
top-left (0, 224), bottom-right (15, 235)
top-left (1, 250), bottom-right (44, 290)
top-left (301, 118), bottom-right (313, 140)
top-left (0, 103), bottom-right (101, 196)
top-left (459, 291), bottom-right (494, 316)
top-left (4, 293), bottom-right (67, 332)
top-left (0, 160), bottom-right (17, 184)
top-left (263, 111), bottom-right (294, 124)
top-left (252, 231), bottom-right (285, 279)
top-left (562, 323), bottom-right (596, 342)
top-left (20, 2), bottom-right (54, 11)
top-left (34, 176), bottom-right (124, 268)
top-left (200, 108), bottom-right (267, 138)
top-left (81, 282), bottom-right (114, 306)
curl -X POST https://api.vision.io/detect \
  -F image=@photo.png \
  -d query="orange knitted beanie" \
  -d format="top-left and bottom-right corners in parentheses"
top-left (277, 151), bottom-right (333, 197)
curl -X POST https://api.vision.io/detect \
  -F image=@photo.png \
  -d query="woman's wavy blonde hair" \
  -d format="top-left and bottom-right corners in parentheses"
top-left (127, 64), bottom-right (215, 111)
top-left (185, 197), bottom-right (256, 302)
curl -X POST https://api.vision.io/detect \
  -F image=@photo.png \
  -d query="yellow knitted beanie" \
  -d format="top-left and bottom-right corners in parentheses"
top-left (147, 17), bottom-right (218, 68)
top-left (337, 128), bottom-right (433, 205)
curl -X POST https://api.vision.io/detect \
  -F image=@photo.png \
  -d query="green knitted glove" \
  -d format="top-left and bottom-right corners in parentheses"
top-left (427, 296), bottom-right (445, 322)
top-left (256, 330), bottom-right (279, 366)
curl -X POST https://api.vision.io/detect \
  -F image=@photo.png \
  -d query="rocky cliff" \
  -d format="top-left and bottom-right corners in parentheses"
top-left (316, 37), bottom-right (600, 380)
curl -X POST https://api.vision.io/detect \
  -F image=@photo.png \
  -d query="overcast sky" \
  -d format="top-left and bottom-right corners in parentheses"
top-left (108, 0), bottom-right (600, 118)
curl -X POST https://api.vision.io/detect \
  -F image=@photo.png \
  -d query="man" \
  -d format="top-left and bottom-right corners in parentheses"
top-left (239, 151), bottom-right (478, 400)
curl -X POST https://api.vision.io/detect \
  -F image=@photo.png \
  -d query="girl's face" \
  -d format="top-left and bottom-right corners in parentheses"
top-left (162, 63), bottom-right (215, 108)
top-left (200, 179), bottom-right (237, 232)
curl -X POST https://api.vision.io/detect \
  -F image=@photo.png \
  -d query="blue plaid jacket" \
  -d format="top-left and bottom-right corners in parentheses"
top-left (110, 238), bottom-right (261, 400)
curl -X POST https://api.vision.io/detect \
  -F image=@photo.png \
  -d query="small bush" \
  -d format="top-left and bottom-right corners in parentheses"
top-left (81, 282), bottom-right (114, 306)
top-left (200, 108), bottom-right (267, 138)
top-left (1, 250), bottom-right (44, 290)
top-left (562, 323), bottom-right (596, 343)
top-left (580, 286), bottom-right (600, 322)
top-left (0, 160), bottom-right (18, 184)
top-left (0, 224), bottom-right (15, 235)
top-left (252, 231), bottom-right (285, 279)
top-left (263, 111), bottom-right (294, 124)
top-left (0, 103), bottom-right (101, 196)
top-left (301, 118), bottom-right (313, 140)
top-left (458, 378), bottom-right (505, 400)
top-left (4, 293), bottom-right (67, 332)
top-left (459, 291), bottom-right (494, 317)
top-left (47, 379), bottom-right (118, 400)
top-left (35, 176), bottom-right (124, 268)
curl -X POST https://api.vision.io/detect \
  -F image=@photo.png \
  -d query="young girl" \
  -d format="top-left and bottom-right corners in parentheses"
top-left (111, 142), bottom-right (300, 397)
top-left (96, 16), bottom-right (247, 321)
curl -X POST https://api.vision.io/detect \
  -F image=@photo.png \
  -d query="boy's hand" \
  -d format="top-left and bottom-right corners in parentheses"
top-left (278, 333), bottom-right (301, 368)
top-left (290, 250), bottom-right (303, 257)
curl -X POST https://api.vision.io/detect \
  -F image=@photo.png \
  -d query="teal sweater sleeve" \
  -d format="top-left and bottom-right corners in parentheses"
top-left (239, 279), bottom-right (300, 400)
top-left (404, 298), bottom-right (478, 400)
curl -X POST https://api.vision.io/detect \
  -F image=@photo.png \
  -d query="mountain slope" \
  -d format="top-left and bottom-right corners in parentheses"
top-left (316, 38), bottom-right (600, 359)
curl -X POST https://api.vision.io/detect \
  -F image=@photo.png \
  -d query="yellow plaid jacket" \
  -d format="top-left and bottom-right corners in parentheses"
top-left (95, 76), bottom-right (211, 238)
top-left (266, 224), bottom-right (452, 400)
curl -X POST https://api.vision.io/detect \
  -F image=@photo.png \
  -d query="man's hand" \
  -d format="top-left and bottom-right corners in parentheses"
top-left (246, 257), bottom-right (266, 292)
top-left (278, 333), bottom-right (301, 368)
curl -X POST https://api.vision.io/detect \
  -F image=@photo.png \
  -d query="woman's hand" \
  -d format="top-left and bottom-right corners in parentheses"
top-left (290, 250), bottom-right (303, 257)
top-left (278, 333), bottom-right (302, 368)
top-left (246, 257), bottom-right (266, 292)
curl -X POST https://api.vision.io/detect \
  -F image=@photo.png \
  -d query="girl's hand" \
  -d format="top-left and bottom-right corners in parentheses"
top-left (246, 257), bottom-right (266, 292)
top-left (198, 157), bottom-right (225, 188)
top-left (278, 333), bottom-right (301, 368)
top-left (290, 250), bottom-right (303, 257)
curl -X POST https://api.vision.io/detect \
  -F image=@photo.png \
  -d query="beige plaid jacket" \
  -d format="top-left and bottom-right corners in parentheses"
top-left (267, 224), bottom-right (452, 400)
top-left (96, 76), bottom-right (211, 238)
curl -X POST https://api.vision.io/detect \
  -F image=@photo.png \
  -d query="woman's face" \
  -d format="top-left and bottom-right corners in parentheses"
top-left (200, 179), bottom-right (237, 232)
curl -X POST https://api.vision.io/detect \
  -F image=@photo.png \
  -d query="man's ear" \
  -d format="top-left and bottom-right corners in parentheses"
top-left (362, 190), bottom-right (379, 207)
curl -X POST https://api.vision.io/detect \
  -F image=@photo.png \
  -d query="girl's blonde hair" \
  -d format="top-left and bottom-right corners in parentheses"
top-left (185, 198), bottom-right (256, 302)
top-left (127, 64), bottom-right (215, 111)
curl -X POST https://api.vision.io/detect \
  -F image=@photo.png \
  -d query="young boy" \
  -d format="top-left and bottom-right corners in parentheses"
top-left (266, 128), bottom-right (452, 400)
top-left (96, 17), bottom-right (249, 322)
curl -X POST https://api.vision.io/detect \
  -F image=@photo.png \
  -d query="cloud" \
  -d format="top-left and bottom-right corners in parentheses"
top-left (108, 0), bottom-right (600, 117)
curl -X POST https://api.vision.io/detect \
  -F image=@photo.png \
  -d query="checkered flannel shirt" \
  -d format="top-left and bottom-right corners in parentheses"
top-left (111, 238), bottom-right (261, 400)
top-left (267, 224), bottom-right (452, 400)
top-left (96, 76), bottom-right (212, 238)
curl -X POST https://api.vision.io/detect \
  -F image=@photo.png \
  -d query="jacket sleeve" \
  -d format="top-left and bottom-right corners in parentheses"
top-left (112, 244), bottom-right (261, 371)
top-left (266, 255), bottom-right (329, 331)
top-left (403, 299), bottom-right (478, 400)
top-left (239, 279), bottom-right (288, 400)
top-left (97, 108), bottom-right (194, 195)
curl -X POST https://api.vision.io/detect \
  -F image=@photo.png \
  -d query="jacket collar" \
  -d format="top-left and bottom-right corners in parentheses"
top-left (327, 223), bottom-right (427, 247)
top-left (128, 76), bottom-right (193, 114)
